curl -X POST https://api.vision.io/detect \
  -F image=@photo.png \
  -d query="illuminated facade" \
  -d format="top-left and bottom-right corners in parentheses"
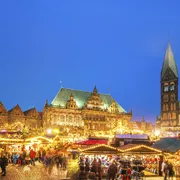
top-left (43, 86), bottom-right (132, 139)
top-left (130, 117), bottom-right (154, 134)
top-left (0, 102), bottom-right (42, 135)
top-left (0, 87), bottom-right (132, 141)
top-left (157, 44), bottom-right (180, 136)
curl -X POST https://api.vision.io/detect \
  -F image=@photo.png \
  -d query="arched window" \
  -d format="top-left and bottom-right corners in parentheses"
top-left (174, 103), bottom-right (176, 110)
top-left (172, 113), bottom-right (176, 119)
top-left (170, 82), bottom-right (175, 91)
top-left (171, 103), bottom-right (173, 111)
top-left (170, 94), bottom-right (175, 101)
top-left (163, 113), bottom-right (167, 120)
top-left (163, 94), bottom-right (169, 102)
top-left (164, 84), bottom-right (168, 92)
top-left (165, 104), bottom-right (168, 111)
top-left (168, 113), bottom-right (171, 120)
top-left (163, 104), bottom-right (166, 111)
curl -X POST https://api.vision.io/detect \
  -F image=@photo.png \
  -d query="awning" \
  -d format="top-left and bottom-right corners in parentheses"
top-left (75, 139), bottom-right (108, 145)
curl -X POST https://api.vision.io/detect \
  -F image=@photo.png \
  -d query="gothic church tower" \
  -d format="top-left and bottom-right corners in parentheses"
top-left (160, 43), bottom-right (179, 135)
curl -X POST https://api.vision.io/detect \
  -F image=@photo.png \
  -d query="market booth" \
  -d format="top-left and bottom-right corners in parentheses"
top-left (78, 144), bottom-right (123, 177)
top-left (152, 137), bottom-right (180, 177)
top-left (118, 144), bottom-right (163, 176)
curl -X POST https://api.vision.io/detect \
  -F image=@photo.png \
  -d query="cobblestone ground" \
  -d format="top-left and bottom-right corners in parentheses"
top-left (2, 162), bottom-right (68, 180)
top-left (3, 164), bottom-right (180, 180)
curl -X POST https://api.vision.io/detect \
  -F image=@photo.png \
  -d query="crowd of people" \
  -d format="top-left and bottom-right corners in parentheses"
top-left (0, 146), bottom-right (68, 177)
top-left (78, 156), bottom-right (145, 180)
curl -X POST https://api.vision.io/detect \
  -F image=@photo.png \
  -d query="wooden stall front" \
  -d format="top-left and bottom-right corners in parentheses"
top-left (118, 144), bottom-right (163, 176)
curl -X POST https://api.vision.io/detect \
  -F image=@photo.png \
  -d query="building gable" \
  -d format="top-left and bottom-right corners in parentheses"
top-left (8, 104), bottom-right (24, 116)
top-left (0, 102), bottom-right (7, 114)
top-left (24, 107), bottom-right (40, 119)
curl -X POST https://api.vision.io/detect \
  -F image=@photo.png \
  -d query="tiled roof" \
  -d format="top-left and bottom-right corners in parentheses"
top-left (51, 88), bottom-right (126, 113)
top-left (24, 107), bottom-right (35, 115)
top-left (152, 138), bottom-right (180, 153)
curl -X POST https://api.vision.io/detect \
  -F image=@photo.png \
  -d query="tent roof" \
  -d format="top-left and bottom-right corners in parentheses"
top-left (152, 138), bottom-right (180, 153)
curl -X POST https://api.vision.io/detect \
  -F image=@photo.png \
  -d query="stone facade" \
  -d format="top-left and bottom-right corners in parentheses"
top-left (0, 102), bottom-right (42, 132)
top-left (130, 117), bottom-right (155, 134)
top-left (0, 86), bottom-right (132, 141)
top-left (157, 44), bottom-right (180, 136)
top-left (43, 87), bottom-right (132, 139)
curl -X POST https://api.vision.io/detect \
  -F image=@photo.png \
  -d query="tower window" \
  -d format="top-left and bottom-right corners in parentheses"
top-left (170, 84), bottom-right (175, 91)
top-left (170, 94), bottom-right (175, 101)
top-left (163, 94), bottom-right (169, 102)
top-left (164, 85), bottom-right (168, 92)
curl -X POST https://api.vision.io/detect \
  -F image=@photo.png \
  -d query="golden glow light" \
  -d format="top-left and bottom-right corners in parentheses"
top-left (120, 144), bottom-right (162, 153)
top-left (78, 144), bottom-right (124, 153)
top-left (47, 129), bottom-right (52, 134)
top-left (53, 129), bottom-right (59, 134)
top-left (155, 130), bottom-right (160, 137)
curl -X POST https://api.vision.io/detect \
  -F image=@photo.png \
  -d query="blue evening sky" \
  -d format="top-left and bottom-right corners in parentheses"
top-left (0, 0), bottom-right (180, 123)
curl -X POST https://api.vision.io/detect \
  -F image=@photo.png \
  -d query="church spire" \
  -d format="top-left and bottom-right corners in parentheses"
top-left (161, 43), bottom-right (178, 78)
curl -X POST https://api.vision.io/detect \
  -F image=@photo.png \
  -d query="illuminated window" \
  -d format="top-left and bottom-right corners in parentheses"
top-left (165, 104), bottom-right (168, 111)
top-left (163, 104), bottom-right (165, 111)
top-left (163, 113), bottom-right (167, 120)
top-left (168, 113), bottom-right (171, 120)
top-left (163, 94), bottom-right (169, 102)
top-left (171, 103), bottom-right (173, 111)
top-left (172, 113), bottom-right (176, 119)
top-left (170, 94), bottom-right (175, 101)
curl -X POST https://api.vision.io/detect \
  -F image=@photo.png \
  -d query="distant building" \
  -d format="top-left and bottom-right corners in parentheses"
top-left (43, 86), bottom-right (132, 139)
top-left (114, 134), bottom-right (151, 147)
top-left (157, 44), bottom-right (180, 136)
top-left (0, 86), bottom-right (132, 142)
top-left (0, 103), bottom-right (42, 134)
top-left (130, 117), bottom-right (154, 134)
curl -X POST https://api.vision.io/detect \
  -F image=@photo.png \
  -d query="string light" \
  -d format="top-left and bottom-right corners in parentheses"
top-left (78, 144), bottom-right (124, 152)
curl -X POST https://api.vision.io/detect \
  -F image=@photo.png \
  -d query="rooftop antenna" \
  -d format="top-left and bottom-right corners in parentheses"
top-left (60, 81), bottom-right (63, 88)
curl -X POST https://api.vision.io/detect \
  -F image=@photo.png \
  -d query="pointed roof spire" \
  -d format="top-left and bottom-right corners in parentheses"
top-left (161, 43), bottom-right (178, 78)
top-left (93, 85), bottom-right (98, 95)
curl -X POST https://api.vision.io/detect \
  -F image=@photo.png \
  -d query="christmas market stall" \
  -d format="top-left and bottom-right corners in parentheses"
top-left (78, 144), bottom-right (123, 177)
top-left (152, 137), bottom-right (180, 177)
top-left (118, 144), bottom-right (163, 176)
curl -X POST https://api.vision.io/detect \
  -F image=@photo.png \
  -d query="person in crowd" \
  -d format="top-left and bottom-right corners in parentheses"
top-left (127, 166), bottom-right (131, 180)
top-left (97, 158), bottom-right (102, 180)
top-left (0, 154), bottom-right (8, 176)
top-left (91, 158), bottom-right (98, 174)
top-left (85, 157), bottom-right (90, 173)
top-left (12, 152), bottom-right (19, 164)
top-left (29, 148), bottom-right (36, 166)
top-left (168, 162), bottom-right (174, 180)
top-left (164, 161), bottom-right (174, 180)
top-left (161, 160), bottom-right (167, 177)
top-left (107, 160), bottom-right (117, 180)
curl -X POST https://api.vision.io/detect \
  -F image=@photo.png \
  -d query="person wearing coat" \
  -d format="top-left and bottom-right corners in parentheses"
top-left (0, 154), bottom-right (8, 176)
